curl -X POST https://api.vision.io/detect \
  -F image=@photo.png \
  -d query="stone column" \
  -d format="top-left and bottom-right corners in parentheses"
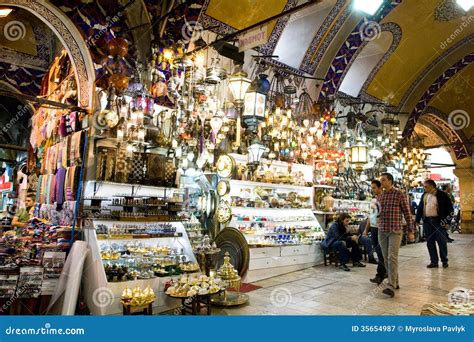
top-left (453, 168), bottom-right (474, 234)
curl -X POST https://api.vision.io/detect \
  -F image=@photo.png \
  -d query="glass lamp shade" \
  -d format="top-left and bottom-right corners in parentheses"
top-left (350, 139), bottom-right (368, 166)
top-left (210, 116), bottom-right (223, 135)
top-left (243, 91), bottom-right (266, 121)
top-left (247, 141), bottom-right (266, 166)
top-left (228, 71), bottom-right (251, 105)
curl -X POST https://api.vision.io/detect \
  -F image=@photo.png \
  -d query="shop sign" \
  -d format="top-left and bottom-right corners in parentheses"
top-left (238, 26), bottom-right (268, 52)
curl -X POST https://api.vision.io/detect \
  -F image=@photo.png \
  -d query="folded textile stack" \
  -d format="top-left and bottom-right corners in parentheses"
top-left (421, 302), bottom-right (473, 316)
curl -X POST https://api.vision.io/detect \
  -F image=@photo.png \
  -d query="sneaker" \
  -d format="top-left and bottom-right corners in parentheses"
top-left (447, 238), bottom-right (454, 243)
top-left (370, 276), bottom-right (383, 285)
top-left (382, 288), bottom-right (395, 297)
top-left (368, 258), bottom-right (378, 264)
top-left (426, 263), bottom-right (439, 268)
top-left (353, 261), bottom-right (366, 267)
top-left (339, 264), bottom-right (350, 272)
top-left (443, 263), bottom-right (448, 268)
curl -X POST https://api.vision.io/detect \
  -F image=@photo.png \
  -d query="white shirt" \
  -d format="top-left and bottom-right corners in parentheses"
top-left (424, 192), bottom-right (438, 217)
top-left (369, 198), bottom-right (380, 228)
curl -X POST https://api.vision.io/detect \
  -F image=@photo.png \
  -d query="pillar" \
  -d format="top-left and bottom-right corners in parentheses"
top-left (453, 168), bottom-right (474, 234)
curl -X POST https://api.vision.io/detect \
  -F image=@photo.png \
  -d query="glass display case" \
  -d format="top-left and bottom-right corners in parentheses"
top-left (82, 181), bottom-right (200, 315)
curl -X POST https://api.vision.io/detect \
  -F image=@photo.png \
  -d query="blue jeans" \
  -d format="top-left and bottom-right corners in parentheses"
top-left (331, 240), bottom-right (362, 265)
top-left (359, 235), bottom-right (374, 259)
top-left (423, 217), bottom-right (448, 264)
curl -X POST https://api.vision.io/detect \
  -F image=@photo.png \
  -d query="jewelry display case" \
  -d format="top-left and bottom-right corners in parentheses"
top-left (82, 181), bottom-right (198, 315)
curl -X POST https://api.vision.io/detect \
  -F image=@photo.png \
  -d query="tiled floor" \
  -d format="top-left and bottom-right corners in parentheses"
top-left (215, 233), bottom-right (473, 315)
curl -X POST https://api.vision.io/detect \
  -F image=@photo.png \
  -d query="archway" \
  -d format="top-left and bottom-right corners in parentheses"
top-left (0, 0), bottom-right (95, 108)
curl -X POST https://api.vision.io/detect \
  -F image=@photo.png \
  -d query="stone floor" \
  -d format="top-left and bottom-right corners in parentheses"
top-left (215, 233), bottom-right (473, 315)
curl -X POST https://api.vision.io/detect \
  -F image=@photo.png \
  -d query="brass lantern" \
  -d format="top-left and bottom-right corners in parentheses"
top-left (350, 138), bottom-right (368, 172)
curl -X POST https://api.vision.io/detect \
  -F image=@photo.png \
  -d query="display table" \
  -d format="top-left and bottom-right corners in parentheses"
top-left (167, 290), bottom-right (223, 315)
top-left (122, 302), bottom-right (153, 315)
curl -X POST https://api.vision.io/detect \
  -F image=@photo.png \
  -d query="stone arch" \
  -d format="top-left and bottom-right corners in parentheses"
top-left (418, 107), bottom-right (471, 160)
top-left (0, 0), bottom-right (96, 109)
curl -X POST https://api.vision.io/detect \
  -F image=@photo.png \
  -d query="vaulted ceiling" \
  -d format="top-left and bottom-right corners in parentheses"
top-left (0, 0), bottom-right (472, 162)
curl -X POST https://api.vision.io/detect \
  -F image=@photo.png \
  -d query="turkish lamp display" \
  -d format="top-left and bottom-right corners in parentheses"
top-left (228, 70), bottom-right (251, 106)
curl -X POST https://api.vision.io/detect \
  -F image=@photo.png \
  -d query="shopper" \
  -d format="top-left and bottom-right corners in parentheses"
top-left (11, 193), bottom-right (35, 230)
top-left (415, 179), bottom-right (454, 268)
top-left (321, 213), bottom-right (366, 272)
top-left (441, 184), bottom-right (455, 242)
top-left (363, 180), bottom-right (386, 284)
top-left (378, 173), bottom-right (415, 297)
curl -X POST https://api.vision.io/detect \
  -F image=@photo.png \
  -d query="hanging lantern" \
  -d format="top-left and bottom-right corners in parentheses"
top-left (210, 114), bottom-right (224, 136)
top-left (228, 69), bottom-right (251, 106)
top-left (247, 138), bottom-right (266, 170)
top-left (350, 138), bottom-right (368, 172)
top-left (243, 78), bottom-right (266, 133)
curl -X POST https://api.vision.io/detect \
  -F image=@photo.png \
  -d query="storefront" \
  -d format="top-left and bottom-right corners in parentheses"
top-left (0, 0), bottom-right (472, 318)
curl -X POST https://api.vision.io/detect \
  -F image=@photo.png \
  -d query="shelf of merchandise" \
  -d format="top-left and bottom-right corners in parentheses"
top-left (83, 221), bottom-right (196, 315)
top-left (229, 179), bottom-right (310, 192)
top-left (228, 207), bottom-right (325, 283)
top-left (82, 181), bottom-right (197, 315)
top-left (313, 184), bottom-right (337, 189)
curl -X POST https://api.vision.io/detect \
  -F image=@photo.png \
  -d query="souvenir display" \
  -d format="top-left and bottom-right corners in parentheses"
top-left (165, 274), bottom-right (223, 297)
top-left (2, 1), bottom-right (465, 320)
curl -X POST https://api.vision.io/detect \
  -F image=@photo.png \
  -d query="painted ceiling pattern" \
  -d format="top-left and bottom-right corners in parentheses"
top-left (397, 34), bottom-right (474, 112)
top-left (319, 0), bottom-right (402, 98)
top-left (339, 22), bottom-right (402, 98)
top-left (402, 52), bottom-right (474, 143)
top-left (0, 61), bottom-right (45, 95)
top-left (299, 0), bottom-right (347, 74)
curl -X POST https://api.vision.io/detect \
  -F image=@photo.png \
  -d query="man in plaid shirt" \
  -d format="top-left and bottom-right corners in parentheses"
top-left (378, 173), bottom-right (415, 297)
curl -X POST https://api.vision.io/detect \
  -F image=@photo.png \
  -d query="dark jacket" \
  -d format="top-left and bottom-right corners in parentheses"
top-left (415, 190), bottom-right (454, 223)
top-left (321, 221), bottom-right (351, 249)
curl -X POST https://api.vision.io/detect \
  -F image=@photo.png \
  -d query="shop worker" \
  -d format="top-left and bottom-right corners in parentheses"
top-left (415, 179), bottom-right (453, 269)
top-left (378, 173), bottom-right (415, 298)
top-left (363, 179), bottom-right (387, 284)
top-left (321, 213), bottom-right (366, 271)
top-left (12, 193), bottom-right (35, 230)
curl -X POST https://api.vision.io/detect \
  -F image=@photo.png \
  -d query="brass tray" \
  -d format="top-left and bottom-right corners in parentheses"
top-left (211, 291), bottom-right (249, 307)
top-left (215, 228), bottom-right (250, 278)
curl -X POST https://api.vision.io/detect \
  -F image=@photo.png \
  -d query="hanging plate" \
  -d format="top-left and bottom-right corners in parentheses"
top-left (215, 228), bottom-right (249, 278)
